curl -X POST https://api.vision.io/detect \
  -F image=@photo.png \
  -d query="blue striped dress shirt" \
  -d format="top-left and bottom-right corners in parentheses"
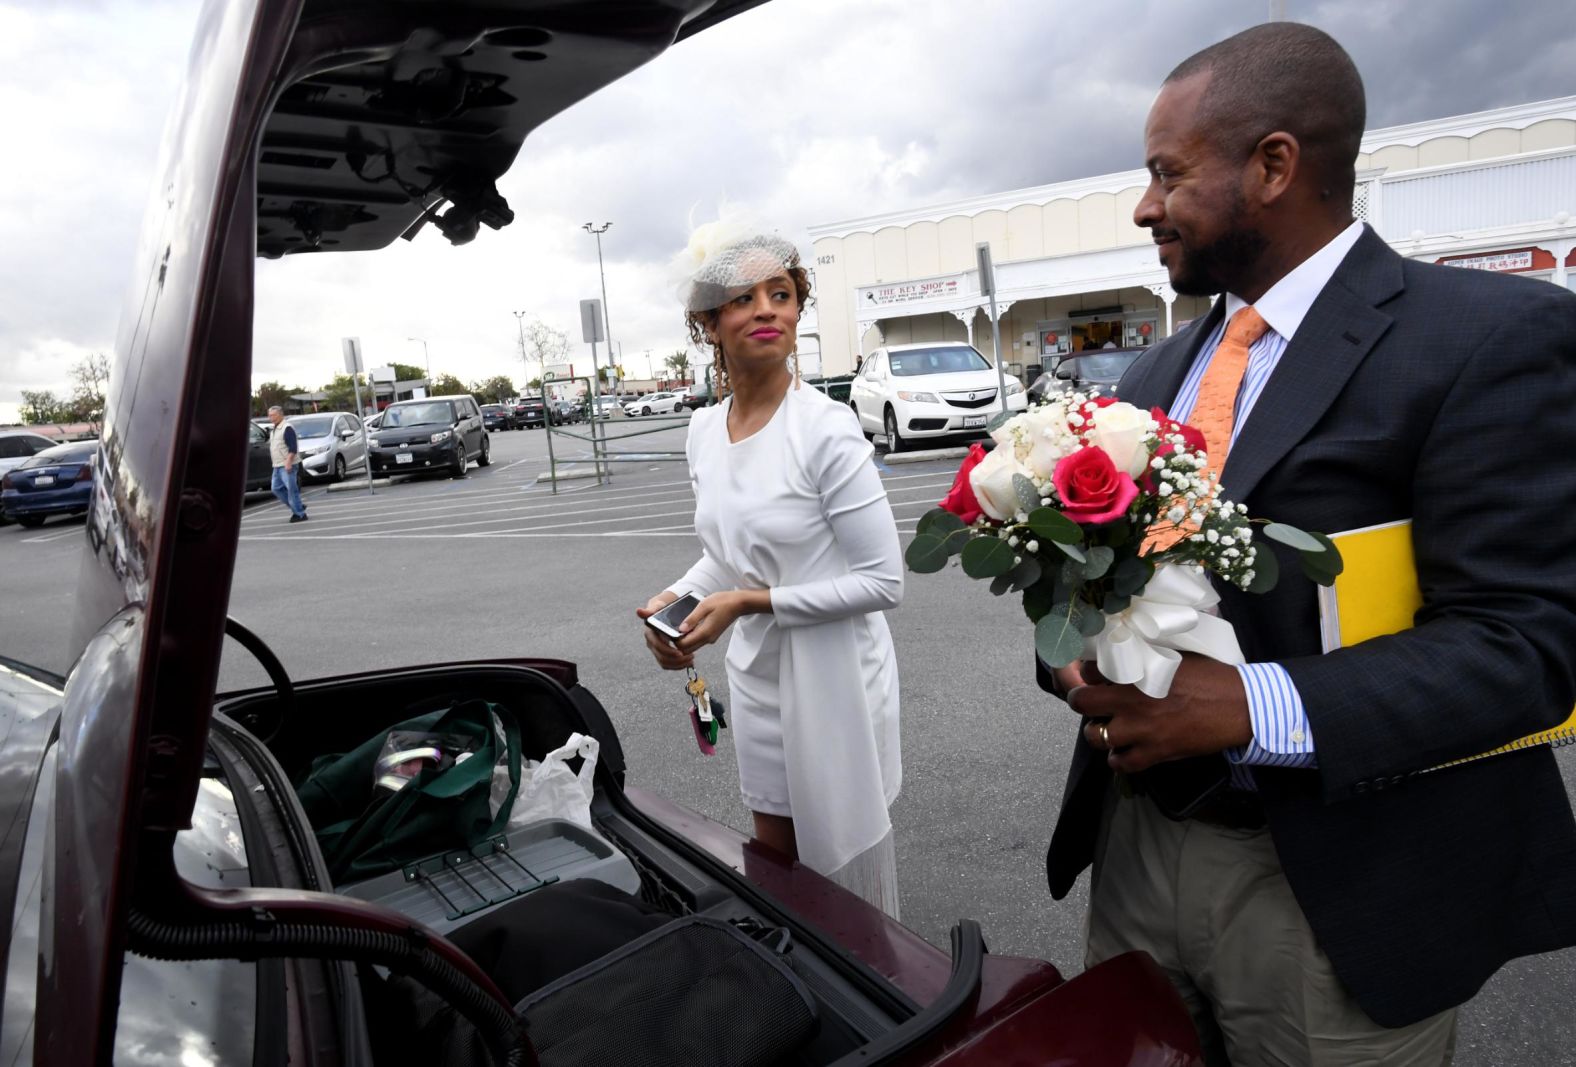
top-left (1165, 221), bottom-right (1365, 787)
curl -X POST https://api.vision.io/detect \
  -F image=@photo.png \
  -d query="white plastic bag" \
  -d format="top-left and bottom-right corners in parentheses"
top-left (489, 732), bottom-right (599, 831)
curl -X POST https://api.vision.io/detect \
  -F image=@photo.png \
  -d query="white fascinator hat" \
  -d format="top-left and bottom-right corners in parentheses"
top-left (669, 206), bottom-right (803, 313)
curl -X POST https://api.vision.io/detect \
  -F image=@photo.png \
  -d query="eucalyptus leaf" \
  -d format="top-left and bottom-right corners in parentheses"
top-left (1076, 604), bottom-right (1108, 637)
top-left (1012, 474), bottom-right (1042, 515)
top-left (1263, 522), bottom-right (1324, 553)
top-left (1060, 559), bottom-right (1085, 588)
top-left (1027, 507), bottom-right (1083, 544)
top-left (1055, 540), bottom-right (1088, 564)
top-left (1022, 578), bottom-right (1056, 624)
top-left (905, 534), bottom-right (949, 574)
top-left (1103, 592), bottom-right (1132, 614)
top-left (986, 409), bottom-right (1016, 433)
top-left (917, 508), bottom-right (965, 537)
top-left (1103, 519), bottom-right (1134, 548)
top-left (1304, 531), bottom-right (1344, 578)
top-left (1035, 604), bottom-right (1086, 669)
top-left (989, 573), bottom-right (1014, 596)
top-left (1112, 555), bottom-right (1154, 597)
top-left (1009, 556), bottom-right (1043, 593)
top-left (942, 527), bottom-right (973, 556)
top-left (1246, 543), bottom-right (1280, 593)
top-left (961, 536), bottom-right (1017, 579)
top-left (1082, 546), bottom-right (1115, 581)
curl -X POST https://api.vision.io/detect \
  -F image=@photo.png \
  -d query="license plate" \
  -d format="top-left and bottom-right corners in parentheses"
top-left (395, 453), bottom-right (413, 465)
top-left (963, 415), bottom-right (988, 429)
top-left (33, 475), bottom-right (55, 487)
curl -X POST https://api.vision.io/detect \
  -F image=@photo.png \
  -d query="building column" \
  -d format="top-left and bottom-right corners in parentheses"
top-left (1145, 282), bottom-right (1177, 336)
top-left (1543, 233), bottom-right (1574, 290)
top-left (949, 307), bottom-right (978, 346)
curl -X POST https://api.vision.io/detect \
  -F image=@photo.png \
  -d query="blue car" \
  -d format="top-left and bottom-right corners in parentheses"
top-left (0, 441), bottom-right (98, 528)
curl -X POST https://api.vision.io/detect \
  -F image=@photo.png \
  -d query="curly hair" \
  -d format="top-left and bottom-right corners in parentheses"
top-left (684, 262), bottom-right (813, 398)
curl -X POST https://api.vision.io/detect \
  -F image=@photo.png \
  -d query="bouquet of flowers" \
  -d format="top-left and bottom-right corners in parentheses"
top-left (905, 392), bottom-right (1342, 697)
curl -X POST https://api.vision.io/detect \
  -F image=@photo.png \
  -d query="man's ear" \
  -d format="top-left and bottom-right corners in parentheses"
top-left (1252, 131), bottom-right (1300, 207)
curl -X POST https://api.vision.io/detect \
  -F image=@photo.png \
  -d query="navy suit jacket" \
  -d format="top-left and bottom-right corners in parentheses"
top-left (1045, 225), bottom-right (1576, 1026)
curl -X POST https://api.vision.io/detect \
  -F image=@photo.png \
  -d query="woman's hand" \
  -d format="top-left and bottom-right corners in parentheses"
top-left (636, 591), bottom-right (693, 671)
top-left (675, 589), bottom-right (772, 653)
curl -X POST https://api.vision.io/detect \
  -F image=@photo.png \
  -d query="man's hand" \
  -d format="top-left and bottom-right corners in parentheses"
top-left (636, 591), bottom-right (693, 671)
top-left (1067, 653), bottom-right (1253, 773)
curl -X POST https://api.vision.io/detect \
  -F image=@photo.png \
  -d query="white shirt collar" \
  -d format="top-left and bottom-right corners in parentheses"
top-left (1224, 220), bottom-right (1365, 341)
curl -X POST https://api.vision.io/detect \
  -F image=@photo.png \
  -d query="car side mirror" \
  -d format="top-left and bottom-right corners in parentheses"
top-left (1055, 365), bottom-right (1075, 380)
top-left (340, 430), bottom-right (355, 439)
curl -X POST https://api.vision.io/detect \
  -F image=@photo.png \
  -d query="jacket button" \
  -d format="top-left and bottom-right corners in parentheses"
top-left (1354, 780), bottom-right (1369, 794)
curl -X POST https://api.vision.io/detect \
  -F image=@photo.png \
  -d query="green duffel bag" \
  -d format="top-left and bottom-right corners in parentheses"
top-left (296, 699), bottom-right (522, 884)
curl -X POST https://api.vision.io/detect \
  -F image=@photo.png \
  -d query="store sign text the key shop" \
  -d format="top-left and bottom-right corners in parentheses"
top-left (866, 273), bottom-right (963, 307)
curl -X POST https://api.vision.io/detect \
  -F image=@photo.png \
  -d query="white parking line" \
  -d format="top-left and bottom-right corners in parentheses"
top-left (20, 527), bottom-right (84, 544)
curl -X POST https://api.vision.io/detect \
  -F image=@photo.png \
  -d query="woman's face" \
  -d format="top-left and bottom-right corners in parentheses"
top-left (712, 271), bottom-right (799, 373)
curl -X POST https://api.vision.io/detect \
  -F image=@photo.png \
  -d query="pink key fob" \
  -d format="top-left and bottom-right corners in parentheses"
top-left (689, 706), bottom-right (717, 755)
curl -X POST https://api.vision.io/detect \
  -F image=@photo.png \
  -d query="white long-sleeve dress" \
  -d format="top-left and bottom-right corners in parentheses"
top-left (672, 383), bottom-right (904, 915)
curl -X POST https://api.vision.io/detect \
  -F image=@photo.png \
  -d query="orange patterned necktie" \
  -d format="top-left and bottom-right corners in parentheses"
top-left (1190, 305), bottom-right (1269, 477)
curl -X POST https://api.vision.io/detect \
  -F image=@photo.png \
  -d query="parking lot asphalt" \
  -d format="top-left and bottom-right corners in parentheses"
top-left (3, 412), bottom-right (1572, 1065)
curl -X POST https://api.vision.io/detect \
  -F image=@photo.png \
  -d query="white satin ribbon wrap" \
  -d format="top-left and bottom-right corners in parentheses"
top-left (1085, 563), bottom-right (1243, 698)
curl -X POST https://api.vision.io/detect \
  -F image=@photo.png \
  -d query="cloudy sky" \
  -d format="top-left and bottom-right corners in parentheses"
top-left (2, 0), bottom-right (1573, 419)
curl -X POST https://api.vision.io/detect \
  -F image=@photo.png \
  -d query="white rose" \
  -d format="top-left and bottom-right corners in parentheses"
top-left (1087, 401), bottom-right (1150, 478)
top-left (969, 446), bottom-right (1035, 521)
top-left (989, 411), bottom-right (1028, 450)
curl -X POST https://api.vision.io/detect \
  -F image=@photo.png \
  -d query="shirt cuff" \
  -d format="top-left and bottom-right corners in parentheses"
top-left (1226, 662), bottom-right (1318, 769)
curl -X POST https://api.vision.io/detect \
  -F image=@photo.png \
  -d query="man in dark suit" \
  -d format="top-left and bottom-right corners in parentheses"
top-left (1046, 23), bottom-right (1576, 1064)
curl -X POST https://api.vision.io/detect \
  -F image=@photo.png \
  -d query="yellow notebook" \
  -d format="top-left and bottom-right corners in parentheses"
top-left (1318, 519), bottom-right (1576, 771)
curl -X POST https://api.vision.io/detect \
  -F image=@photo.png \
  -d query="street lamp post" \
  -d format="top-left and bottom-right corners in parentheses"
top-left (583, 222), bottom-right (615, 389)
top-left (406, 336), bottom-right (430, 384)
top-left (512, 310), bottom-right (531, 393)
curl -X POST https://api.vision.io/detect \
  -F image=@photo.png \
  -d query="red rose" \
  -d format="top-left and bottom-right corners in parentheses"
top-left (1149, 407), bottom-right (1207, 456)
top-left (1053, 445), bottom-right (1139, 525)
top-left (938, 443), bottom-right (987, 524)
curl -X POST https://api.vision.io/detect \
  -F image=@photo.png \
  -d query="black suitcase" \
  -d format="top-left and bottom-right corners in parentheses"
top-left (517, 916), bottom-right (820, 1067)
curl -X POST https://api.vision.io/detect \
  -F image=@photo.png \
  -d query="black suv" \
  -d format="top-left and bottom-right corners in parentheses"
top-left (512, 397), bottom-right (546, 428)
top-left (368, 395), bottom-right (490, 478)
top-left (481, 404), bottom-right (515, 431)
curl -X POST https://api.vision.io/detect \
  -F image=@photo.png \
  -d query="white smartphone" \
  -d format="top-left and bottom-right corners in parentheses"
top-left (645, 593), bottom-right (701, 641)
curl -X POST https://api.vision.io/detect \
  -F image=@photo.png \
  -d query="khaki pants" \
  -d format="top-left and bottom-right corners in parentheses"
top-left (1086, 790), bottom-right (1457, 1067)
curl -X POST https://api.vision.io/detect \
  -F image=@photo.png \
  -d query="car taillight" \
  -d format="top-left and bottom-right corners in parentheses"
top-left (76, 464), bottom-right (93, 483)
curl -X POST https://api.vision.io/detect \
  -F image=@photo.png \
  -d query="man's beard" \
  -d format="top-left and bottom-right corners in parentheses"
top-left (1167, 195), bottom-right (1268, 297)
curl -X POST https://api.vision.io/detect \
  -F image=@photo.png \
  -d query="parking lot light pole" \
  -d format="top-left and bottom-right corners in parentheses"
top-left (512, 310), bottom-right (530, 393)
top-left (583, 222), bottom-right (615, 384)
top-left (406, 337), bottom-right (430, 383)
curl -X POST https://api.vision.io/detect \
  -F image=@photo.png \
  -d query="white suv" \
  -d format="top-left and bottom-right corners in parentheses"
top-left (849, 342), bottom-right (1027, 452)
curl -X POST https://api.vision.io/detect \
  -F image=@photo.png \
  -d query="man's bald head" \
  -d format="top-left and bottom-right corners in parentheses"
top-left (1166, 23), bottom-right (1366, 209)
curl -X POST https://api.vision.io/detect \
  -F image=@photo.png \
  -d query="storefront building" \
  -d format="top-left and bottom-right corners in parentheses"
top-left (806, 96), bottom-right (1576, 379)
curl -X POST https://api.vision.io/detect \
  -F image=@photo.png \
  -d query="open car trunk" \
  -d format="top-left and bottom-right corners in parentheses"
top-left (212, 659), bottom-right (961, 1066)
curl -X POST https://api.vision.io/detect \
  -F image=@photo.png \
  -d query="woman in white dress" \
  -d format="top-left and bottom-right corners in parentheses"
top-left (636, 222), bottom-right (904, 916)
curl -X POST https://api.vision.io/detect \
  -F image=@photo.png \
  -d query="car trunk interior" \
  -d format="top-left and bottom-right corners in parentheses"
top-left (214, 661), bottom-right (907, 1064)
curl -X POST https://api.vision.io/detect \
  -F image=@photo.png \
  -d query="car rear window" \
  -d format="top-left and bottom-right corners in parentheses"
top-left (23, 443), bottom-right (98, 468)
top-left (1069, 352), bottom-right (1140, 379)
top-left (888, 346), bottom-right (991, 376)
top-left (0, 435), bottom-right (53, 459)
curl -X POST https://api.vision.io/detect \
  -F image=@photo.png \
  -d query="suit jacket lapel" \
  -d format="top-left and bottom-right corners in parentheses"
top-left (1221, 227), bottom-right (1404, 502)
top-left (1123, 299), bottom-right (1224, 412)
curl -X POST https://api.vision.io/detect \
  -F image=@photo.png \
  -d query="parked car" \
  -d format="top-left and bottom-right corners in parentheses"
top-left (0, 4), bottom-right (1201, 1066)
top-left (287, 411), bottom-right (367, 483)
top-left (249, 415), bottom-right (274, 436)
top-left (368, 395), bottom-right (490, 479)
top-left (0, 440), bottom-right (99, 527)
top-left (0, 429), bottom-right (60, 525)
top-left (512, 396), bottom-right (546, 428)
top-left (624, 391), bottom-right (683, 416)
top-left (591, 395), bottom-right (622, 419)
top-left (481, 403), bottom-right (515, 431)
top-left (1028, 348), bottom-right (1144, 402)
top-left (680, 385), bottom-right (714, 410)
top-left (547, 396), bottom-right (582, 425)
top-left (849, 342), bottom-right (1028, 452)
top-left (364, 410), bottom-right (384, 431)
top-left (245, 420), bottom-right (273, 492)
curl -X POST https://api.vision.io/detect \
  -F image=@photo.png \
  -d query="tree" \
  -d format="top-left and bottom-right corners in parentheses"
top-left (19, 390), bottom-right (68, 425)
top-left (470, 375), bottom-right (515, 402)
top-left (519, 318), bottom-right (569, 383)
top-left (428, 372), bottom-right (468, 397)
top-left (69, 352), bottom-right (111, 424)
top-left (664, 349), bottom-right (691, 382)
top-left (320, 373), bottom-right (368, 412)
top-left (390, 362), bottom-right (427, 383)
top-left (252, 381), bottom-right (301, 416)
top-left (527, 377), bottom-right (542, 392)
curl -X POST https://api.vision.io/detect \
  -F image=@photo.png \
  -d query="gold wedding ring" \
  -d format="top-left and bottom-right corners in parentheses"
top-left (1098, 722), bottom-right (1111, 749)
